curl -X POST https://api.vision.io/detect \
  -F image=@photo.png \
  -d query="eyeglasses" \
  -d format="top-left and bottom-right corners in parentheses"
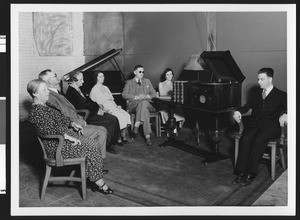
top-left (138, 71), bottom-right (144, 73)
top-left (49, 73), bottom-right (60, 82)
top-left (50, 73), bottom-right (57, 78)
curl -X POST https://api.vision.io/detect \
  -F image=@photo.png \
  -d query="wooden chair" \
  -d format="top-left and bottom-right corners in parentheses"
top-left (234, 120), bottom-right (287, 180)
top-left (36, 131), bottom-right (87, 200)
top-left (130, 111), bottom-right (161, 137)
top-left (126, 100), bottom-right (161, 137)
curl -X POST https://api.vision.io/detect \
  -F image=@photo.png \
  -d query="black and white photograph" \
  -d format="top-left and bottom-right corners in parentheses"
top-left (8, 2), bottom-right (297, 217)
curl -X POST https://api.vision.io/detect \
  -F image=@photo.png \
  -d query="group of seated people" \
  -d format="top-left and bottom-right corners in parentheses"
top-left (27, 65), bottom-right (184, 195)
top-left (27, 65), bottom-right (287, 196)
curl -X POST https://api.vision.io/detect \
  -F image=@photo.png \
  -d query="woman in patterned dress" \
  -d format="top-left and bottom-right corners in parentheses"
top-left (27, 79), bottom-right (113, 194)
top-left (89, 71), bottom-right (131, 144)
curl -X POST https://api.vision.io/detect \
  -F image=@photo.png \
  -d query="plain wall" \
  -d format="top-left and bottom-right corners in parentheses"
top-left (217, 12), bottom-right (287, 104)
top-left (122, 12), bottom-right (207, 88)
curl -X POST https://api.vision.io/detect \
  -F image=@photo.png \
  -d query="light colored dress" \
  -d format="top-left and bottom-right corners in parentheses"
top-left (158, 81), bottom-right (185, 126)
top-left (90, 83), bottom-right (131, 130)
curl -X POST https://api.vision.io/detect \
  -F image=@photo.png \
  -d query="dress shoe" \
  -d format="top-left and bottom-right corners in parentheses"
top-left (121, 137), bottom-right (129, 144)
top-left (107, 146), bottom-right (117, 154)
top-left (130, 131), bottom-right (138, 140)
top-left (232, 172), bottom-right (246, 185)
top-left (103, 169), bottom-right (108, 175)
top-left (145, 137), bottom-right (152, 146)
top-left (116, 141), bottom-right (123, 146)
top-left (90, 182), bottom-right (114, 194)
top-left (241, 173), bottom-right (256, 187)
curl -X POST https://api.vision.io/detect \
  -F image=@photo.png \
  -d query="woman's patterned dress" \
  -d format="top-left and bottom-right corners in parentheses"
top-left (28, 102), bottom-right (104, 182)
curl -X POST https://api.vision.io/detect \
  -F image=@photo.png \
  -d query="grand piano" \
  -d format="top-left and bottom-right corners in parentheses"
top-left (158, 50), bottom-right (245, 163)
top-left (62, 48), bottom-right (126, 108)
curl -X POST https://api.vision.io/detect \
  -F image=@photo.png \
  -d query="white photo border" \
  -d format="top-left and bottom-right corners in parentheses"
top-left (11, 3), bottom-right (296, 216)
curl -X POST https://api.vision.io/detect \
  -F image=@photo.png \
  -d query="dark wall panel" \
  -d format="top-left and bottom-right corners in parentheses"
top-left (123, 12), bottom-right (207, 88)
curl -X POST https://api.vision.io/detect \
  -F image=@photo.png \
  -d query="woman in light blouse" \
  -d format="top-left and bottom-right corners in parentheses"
top-left (90, 71), bottom-right (131, 144)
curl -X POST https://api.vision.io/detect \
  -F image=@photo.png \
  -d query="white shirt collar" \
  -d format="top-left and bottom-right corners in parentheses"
top-left (264, 85), bottom-right (273, 96)
top-left (135, 78), bottom-right (142, 84)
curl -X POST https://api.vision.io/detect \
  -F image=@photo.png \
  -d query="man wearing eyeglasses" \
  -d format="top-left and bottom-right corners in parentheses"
top-left (122, 65), bottom-right (157, 146)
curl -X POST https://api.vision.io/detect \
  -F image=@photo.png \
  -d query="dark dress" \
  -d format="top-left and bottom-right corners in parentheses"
top-left (66, 86), bottom-right (120, 146)
top-left (29, 103), bottom-right (104, 182)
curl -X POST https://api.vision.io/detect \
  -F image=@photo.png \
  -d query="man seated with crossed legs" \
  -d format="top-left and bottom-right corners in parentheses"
top-left (122, 65), bottom-right (157, 146)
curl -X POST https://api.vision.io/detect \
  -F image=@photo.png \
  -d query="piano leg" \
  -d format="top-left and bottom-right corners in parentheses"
top-left (209, 116), bottom-right (222, 154)
top-left (158, 104), bottom-right (229, 164)
top-left (201, 115), bottom-right (228, 164)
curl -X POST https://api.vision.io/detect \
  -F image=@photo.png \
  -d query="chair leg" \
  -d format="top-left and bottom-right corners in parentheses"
top-left (41, 165), bottom-right (52, 200)
top-left (63, 170), bottom-right (76, 186)
top-left (130, 115), bottom-right (135, 131)
top-left (279, 148), bottom-right (286, 170)
top-left (70, 170), bottom-right (76, 178)
top-left (158, 117), bottom-right (161, 137)
top-left (80, 162), bottom-right (86, 201)
top-left (155, 115), bottom-right (159, 138)
top-left (270, 145), bottom-right (276, 180)
top-left (234, 139), bottom-right (239, 167)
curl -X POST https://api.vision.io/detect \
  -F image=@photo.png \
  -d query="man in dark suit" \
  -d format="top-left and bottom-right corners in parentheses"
top-left (65, 71), bottom-right (122, 151)
top-left (38, 69), bottom-right (112, 160)
top-left (232, 68), bottom-right (287, 187)
top-left (122, 65), bottom-right (157, 146)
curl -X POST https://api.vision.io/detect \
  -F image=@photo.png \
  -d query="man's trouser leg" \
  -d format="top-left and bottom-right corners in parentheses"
top-left (82, 124), bottom-right (107, 158)
top-left (135, 100), bottom-right (155, 136)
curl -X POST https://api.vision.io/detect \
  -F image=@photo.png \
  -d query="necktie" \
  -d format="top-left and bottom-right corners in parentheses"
top-left (137, 80), bottom-right (141, 86)
top-left (262, 89), bottom-right (267, 100)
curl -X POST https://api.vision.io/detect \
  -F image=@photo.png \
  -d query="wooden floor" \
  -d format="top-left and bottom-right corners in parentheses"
top-left (252, 170), bottom-right (287, 206)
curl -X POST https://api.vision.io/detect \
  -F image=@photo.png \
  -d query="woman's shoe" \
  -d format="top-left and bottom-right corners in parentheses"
top-left (116, 140), bottom-right (123, 146)
top-left (121, 137), bottom-right (129, 144)
top-left (90, 182), bottom-right (114, 194)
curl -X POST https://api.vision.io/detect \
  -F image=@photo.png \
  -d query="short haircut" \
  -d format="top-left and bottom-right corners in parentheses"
top-left (27, 79), bottom-right (46, 98)
top-left (258, 68), bottom-right (274, 78)
top-left (38, 69), bottom-right (51, 81)
top-left (134, 65), bottom-right (143, 71)
top-left (92, 70), bottom-right (103, 84)
top-left (68, 71), bottom-right (82, 83)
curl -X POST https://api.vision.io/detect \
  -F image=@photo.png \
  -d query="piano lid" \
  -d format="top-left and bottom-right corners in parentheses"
top-left (63, 48), bottom-right (124, 81)
top-left (200, 50), bottom-right (245, 83)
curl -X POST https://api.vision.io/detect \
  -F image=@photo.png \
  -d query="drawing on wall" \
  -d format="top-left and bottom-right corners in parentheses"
top-left (33, 12), bottom-right (73, 56)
